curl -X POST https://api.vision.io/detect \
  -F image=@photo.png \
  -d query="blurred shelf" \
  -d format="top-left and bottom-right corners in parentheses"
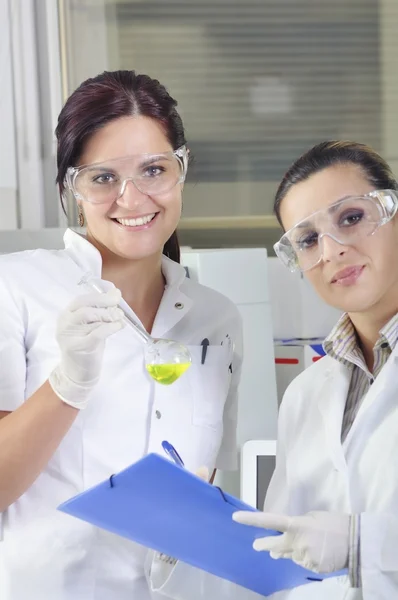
top-left (177, 215), bottom-right (282, 251)
top-left (179, 215), bottom-right (279, 230)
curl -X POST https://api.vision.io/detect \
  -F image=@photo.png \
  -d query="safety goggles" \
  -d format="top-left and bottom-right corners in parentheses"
top-left (274, 189), bottom-right (398, 273)
top-left (65, 146), bottom-right (188, 204)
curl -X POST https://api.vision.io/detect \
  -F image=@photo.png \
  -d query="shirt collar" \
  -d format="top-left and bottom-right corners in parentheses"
top-left (323, 313), bottom-right (357, 363)
top-left (63, 228), bottom-right (187, 289)
top-left (376, 313), bottom-right (398, 352)
top-left (323, 310), bottom-right (398, 366)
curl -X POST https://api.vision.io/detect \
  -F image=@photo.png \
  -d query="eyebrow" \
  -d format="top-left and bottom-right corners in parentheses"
top-left (328, 199), bottom-right (346, 215)
top-left (84, 165), bottom-right (116, 173)
top-left (294, 219), bottom-right (312, 230)
top-left (293, 196), bottom-right (355, 229)
top-left (138, 154), bottom-right (172, 169)
top-left (82, 154), bottom-right (173, 172)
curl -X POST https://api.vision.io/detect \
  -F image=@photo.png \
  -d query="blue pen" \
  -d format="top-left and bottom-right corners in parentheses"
top-left (162, 440), bottom-right (185, 467)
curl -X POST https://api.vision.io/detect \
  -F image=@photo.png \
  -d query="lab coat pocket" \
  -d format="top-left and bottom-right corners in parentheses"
top-left (187, 345), bottom-right (232, 429)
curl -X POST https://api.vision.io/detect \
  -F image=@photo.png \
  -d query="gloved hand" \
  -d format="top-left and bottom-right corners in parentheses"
top-left (233, 510), bottom-right (350, 574)
top-left (49, 288), bottom-right (125, 409)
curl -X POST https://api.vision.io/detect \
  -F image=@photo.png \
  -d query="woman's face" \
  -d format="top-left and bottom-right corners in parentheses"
top-left (76, 115), bottom-right (183, 262)
top-left (279, 163), bottom-right (398, 314)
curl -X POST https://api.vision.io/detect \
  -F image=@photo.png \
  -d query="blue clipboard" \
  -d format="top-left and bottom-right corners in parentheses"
top-left (58, 453), bottom-right (346, 597)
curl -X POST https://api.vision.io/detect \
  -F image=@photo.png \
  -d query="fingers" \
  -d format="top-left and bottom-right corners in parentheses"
top-left (232, 511), bottom-right (291, 533)
top-left (292, 553), bottom-right (320, 573)
top-left (59, 320), bottom-right (125, 351)
top-left (68, 288), bottom-right (122, 311)
top-left (86, 320), bottom-right (125, 341)
top-left (270, 550), bottom-right (293, 560)
top-left (64, 306), bottom-right (124, 327)
top-left (253, 534), bottom-right (288, 553)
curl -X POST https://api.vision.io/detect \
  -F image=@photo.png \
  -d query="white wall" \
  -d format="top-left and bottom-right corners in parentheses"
top-left (0, 0), bottom-right (18, 229)
top-left (1, 0), bottom-right (65, 231)
top-left (10, 0), bottom-right (46, 229)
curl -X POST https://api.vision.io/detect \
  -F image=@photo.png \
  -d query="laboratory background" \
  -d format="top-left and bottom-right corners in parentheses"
top-left (1, 0), bottom-right (398, 502)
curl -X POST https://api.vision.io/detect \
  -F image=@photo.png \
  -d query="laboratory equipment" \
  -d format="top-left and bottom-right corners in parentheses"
top-left (273, 344), bottom-right (325, 407)
top-left (267, 257), bottom-right (341, 342)
top-left (240, 440), bottom-right (276, 509)
top-left (78, 272), bottom-right (192, 385)
top-left (182, 247), bottom-right (278, 498)
top-left (267, 256), bottom-right (341, 405)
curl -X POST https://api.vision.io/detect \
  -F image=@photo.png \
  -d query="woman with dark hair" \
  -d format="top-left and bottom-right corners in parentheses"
top-left (0, 70), bottom-right (242, 600)
top-left (149, 141), bottom-right (398, 600)
top-left (232, 141), bottom-right (398, 599)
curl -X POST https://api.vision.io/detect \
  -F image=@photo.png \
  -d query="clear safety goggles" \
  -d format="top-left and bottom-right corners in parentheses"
top-left (274, 189), bottom-right (398, 273)
top-left (65, 146), bottom-right (188, 204)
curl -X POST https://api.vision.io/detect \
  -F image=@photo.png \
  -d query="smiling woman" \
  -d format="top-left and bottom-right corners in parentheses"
top-left (0, 70), bottom-right (243, 600)
top-left (61, 115), bottom-right (188, 263)
top-left (56, 71), bottom-right (188, 265)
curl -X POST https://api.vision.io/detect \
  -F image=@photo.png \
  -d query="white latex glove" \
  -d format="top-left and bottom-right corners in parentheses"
top-left (49, 288), bottom-right (125, 409)
top-left (233, 510), bottom-right (350, 574)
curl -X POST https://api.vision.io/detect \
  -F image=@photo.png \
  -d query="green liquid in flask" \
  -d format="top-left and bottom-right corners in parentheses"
top-left (146, 362), bottom-right (191, 385)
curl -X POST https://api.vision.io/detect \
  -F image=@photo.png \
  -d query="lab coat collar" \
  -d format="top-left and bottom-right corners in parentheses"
top-left (64, 228), bottom-right (102, 276)
top-left (63, 228), bottom-right (187, 289)
top-left (317, 361), bottom-right (351, 473)
top-left (344, 347), bottom-right (398, 440)
top-left (63, 228), bottom-right (192, 337)
top-left (319, 346), bottom-right (398, 466)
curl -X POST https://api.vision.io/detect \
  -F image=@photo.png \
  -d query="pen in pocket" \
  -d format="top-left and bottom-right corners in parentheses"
top-left (200, 338), bottom-right (209, 364)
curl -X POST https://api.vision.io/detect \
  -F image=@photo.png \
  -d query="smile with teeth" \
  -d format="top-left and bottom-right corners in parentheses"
top-left (115, 213), bottom-right (156, 227)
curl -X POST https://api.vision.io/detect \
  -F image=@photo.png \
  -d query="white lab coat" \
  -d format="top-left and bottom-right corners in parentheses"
top-left (149, 343), bottom-right (398, 599)
top-left (0, 229), bottom-right (243, 600)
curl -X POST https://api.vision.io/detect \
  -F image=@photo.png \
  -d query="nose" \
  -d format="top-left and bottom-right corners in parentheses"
top-left (116, 178), bottom-right (148, 209)
top-left (319, 233), bottom-right (348, 262)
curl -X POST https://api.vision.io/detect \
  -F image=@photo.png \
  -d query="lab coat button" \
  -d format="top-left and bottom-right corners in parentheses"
top-left (174, 302), bottom-right (184, 310)
top-left (155, 410), bottom-right (162, 419)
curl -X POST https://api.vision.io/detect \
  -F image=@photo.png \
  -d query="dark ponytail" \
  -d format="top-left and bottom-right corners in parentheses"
top-left (163, 231), bottom-right (180, 263)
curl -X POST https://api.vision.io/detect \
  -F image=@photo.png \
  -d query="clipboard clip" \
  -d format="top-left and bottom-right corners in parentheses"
top-left (215, 486), bottom-right (228, 503)
top-left (215, 485), bottom-right (244, 510)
